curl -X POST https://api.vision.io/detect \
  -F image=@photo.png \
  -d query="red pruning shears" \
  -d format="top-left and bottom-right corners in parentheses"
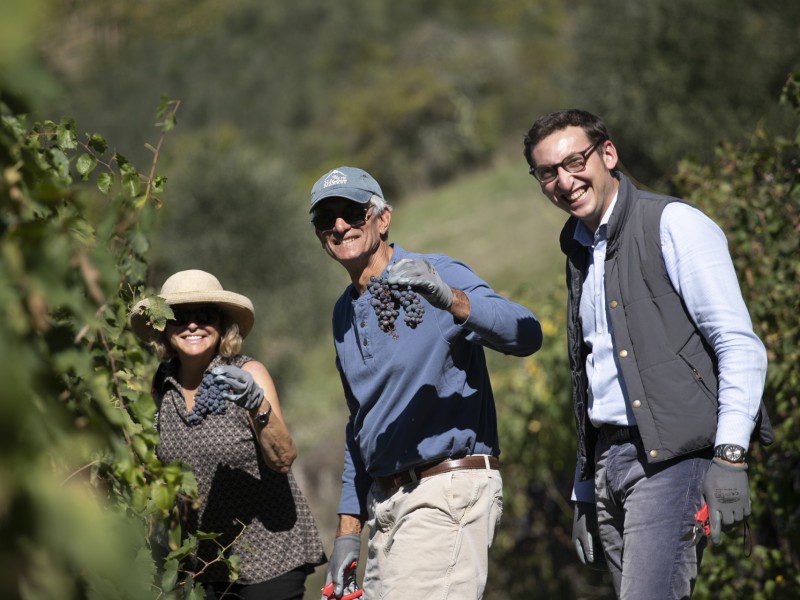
top-left (321, 561), bottom-right (364, 600)
top-left (688, 502), bottom-right (710, 546)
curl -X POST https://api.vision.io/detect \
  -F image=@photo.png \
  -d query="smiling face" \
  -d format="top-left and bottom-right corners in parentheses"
top-left (530, 125), bottom-right (619, 232)
top-left (314, 197), bottom-right (391, 269)
top-left (166, 303), bottom-right (221, 364)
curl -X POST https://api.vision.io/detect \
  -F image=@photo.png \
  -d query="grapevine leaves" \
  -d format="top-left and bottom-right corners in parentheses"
top-left (1, 98), bottom-right (239, 598)
top-left (97, 172), bottom-right (112, 194)
top-left (76, 153), bottom-right (97, 179)
top-left (143, 295), bottom-right (173, 333)
top-left (56, 116), bottom-right (77, 150)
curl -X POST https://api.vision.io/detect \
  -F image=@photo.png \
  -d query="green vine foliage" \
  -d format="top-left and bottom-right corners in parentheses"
top-left (487, 74), bottom-right (800, 599)
top-left (0, 99), bottom-right (234, 599)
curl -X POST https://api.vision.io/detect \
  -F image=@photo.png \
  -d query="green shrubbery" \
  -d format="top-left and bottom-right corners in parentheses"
top-left (0, 101), bottom-right (236, 598)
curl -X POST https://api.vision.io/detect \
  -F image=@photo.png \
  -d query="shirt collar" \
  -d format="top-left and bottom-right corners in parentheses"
top-left (573, 191), bottom-right (619, 247)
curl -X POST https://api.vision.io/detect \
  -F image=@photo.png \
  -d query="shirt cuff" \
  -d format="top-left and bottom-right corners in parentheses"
top-left (337, 489), bottom-right (367, 518)
top-left (715, 411), bottom-right (756, 449)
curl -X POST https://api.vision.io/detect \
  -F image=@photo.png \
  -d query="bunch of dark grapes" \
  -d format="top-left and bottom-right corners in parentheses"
top-left (367, 275), bottom-right (425, 337)
top-left (400, 289), bottom-right (425, 329)
top-left (187, 373), bottom-right (231, 425)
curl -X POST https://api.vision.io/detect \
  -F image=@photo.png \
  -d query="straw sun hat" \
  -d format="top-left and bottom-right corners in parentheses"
top-left (130, 270), bottom-right (255, 342)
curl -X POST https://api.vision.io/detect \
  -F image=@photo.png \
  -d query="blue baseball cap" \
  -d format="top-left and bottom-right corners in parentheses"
top-left (309, 166), bottom-right (384, 211)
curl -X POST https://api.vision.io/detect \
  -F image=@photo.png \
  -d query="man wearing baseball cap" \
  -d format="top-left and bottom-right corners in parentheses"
top-left (311, 166), bottom-right (543, 599)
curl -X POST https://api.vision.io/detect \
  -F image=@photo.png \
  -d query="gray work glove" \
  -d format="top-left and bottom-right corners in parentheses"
top-left (211, 365), bottom-right (264, 411)
top-left (703, 458), bottom-right (751, 544)
top-left (386, 258), bottom-right (454, 310)
top-left (322, 534), bottom-right (361, 599)
top-left (572, 501), bottom-right (607, 570)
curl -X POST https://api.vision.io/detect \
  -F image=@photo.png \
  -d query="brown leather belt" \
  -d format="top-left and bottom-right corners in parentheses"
top-left (375, 455), bottom-right (499, 493)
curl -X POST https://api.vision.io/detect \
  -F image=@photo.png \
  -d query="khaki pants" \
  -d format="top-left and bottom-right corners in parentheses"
top-left (363, 463), bottom-right (503, 599)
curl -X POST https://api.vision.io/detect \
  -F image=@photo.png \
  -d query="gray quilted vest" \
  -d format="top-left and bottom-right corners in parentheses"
top-left (561, 173), bottom-right (773, 480)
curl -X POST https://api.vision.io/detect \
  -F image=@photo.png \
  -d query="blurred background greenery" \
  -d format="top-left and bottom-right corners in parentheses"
top-left (2, 0), bottom-right (799, 598)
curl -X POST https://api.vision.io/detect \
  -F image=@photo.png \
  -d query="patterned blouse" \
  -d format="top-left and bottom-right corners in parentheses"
top-left (153, 353), bottom-right (326, 583)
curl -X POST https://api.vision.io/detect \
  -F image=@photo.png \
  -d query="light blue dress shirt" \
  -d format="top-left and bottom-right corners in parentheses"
top-left (573, 197), bottom-right (767, 502)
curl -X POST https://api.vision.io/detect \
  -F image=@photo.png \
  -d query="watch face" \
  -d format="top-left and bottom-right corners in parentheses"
top-left (717, 444), bottom-right (745, 462)
top-left (725, 446), bottom-right (744, 462)
top-left (255, 408), bottom-right (271, 426)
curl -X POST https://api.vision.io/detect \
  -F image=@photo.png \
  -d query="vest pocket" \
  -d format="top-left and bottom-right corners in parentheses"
top-left (678, 353), bottom-right (716, 404)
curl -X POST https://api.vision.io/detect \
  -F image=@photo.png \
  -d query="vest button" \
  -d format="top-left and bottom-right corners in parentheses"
top-left (360, 321), bottom-right (366, 328)
top-left (632, 400), bottom-right (641, 408)
top-left (363, 338), bottom-right (368, 346)
top-left (649, 450), bottom-right (658, 458)
top-left (619, 349), bottom-right (628, 358)
top-left (609, 300), bottom-right (618, 308)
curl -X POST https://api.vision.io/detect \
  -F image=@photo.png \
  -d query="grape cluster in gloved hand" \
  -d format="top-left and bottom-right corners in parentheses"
top-left (386, 258), bottom-right (453, 310)
top-left (702, 458), bottom-right (751, 544)
top-left (322, 534), bottom-right (361, 599)
top-left (211, 365), bottom-right (264, 411)
top-left (572, 501), bottom-right (607, 570)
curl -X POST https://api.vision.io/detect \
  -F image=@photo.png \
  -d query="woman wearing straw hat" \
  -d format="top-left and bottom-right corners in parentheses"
top-left (131, 269), bottom-right (325, 600)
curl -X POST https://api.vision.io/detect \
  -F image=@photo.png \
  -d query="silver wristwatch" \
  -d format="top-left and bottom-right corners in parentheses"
top-left (714, 444), bottom-right (746, 463)
top-left (254, 403), bottom-right (272, 427)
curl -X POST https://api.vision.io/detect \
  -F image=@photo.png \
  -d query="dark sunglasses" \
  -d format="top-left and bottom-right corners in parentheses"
top-left (529, 138), bottom-right (606, 183)
top-left (167, 305), bottom-right (221, 327)
top-left (312, 203), bottom-right (372, 231)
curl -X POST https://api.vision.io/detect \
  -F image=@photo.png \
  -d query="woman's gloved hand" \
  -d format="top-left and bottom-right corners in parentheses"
top-left (211, 365), bottom-right (264, 410)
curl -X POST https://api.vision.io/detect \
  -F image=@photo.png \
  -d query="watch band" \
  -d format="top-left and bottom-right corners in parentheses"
top-left (714, 444), bottom-right (746, 463)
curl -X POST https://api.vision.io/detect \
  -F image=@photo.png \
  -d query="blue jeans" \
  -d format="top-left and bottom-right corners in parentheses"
top-left (594, 435), bottom-right (711, 599)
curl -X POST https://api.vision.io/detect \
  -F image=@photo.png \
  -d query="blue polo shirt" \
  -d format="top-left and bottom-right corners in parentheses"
top-left (333, 244), bottom-right (542, 516)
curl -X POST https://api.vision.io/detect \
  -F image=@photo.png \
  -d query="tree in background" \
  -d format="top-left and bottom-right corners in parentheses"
top-left (35, 0), bottom-right (800, 377)
top-left (568, 0), bottom-right (800, 185)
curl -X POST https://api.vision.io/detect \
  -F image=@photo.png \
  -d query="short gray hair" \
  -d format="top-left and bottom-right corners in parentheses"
top-left (369, 194), bottom-right (392, 216)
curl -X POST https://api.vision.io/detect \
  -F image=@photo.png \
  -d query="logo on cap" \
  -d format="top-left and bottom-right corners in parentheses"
top-left (323, 170), bottom-right (347, 188)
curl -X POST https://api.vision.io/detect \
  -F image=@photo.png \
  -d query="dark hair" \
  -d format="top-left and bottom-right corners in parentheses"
top-left (523, 109), bottom-right (611, 168)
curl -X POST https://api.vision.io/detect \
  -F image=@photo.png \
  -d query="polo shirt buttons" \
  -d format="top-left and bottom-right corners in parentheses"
top-left (618, 349), bottom-right (628, 358)
top-left (632, 400), bottom-right (641, 408)
top-left (649, 450), bottom-right (658, 458)
top-left (609, 300), bottom-right (618, 308)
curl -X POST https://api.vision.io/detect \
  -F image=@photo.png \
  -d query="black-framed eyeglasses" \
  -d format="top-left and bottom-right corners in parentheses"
top-left (167, 304), bottom-right (221, 327)
top-left (529, 139), bottom-right (606, 183)
top-left (311, 203), bottom-right (373, 232)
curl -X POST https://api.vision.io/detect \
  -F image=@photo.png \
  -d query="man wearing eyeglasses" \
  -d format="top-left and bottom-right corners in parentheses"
top-left (523, 109), bottom-right (772, 598)
top-left (309, 166), bottom-right (543, 599)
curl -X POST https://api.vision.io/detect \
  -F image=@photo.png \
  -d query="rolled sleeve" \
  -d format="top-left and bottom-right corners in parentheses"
top-left (436, 257), bottom-right (542, 356)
